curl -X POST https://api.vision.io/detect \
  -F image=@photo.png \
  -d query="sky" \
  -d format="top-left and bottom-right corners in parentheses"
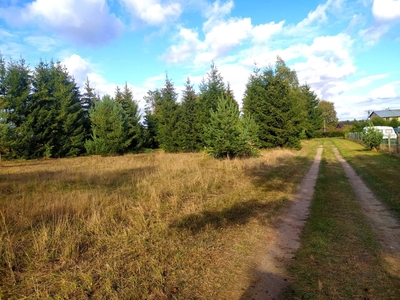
top-left (0, 0), bottom-right (400, 120)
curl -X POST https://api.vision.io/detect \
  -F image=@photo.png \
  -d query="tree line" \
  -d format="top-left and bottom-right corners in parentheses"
top-left (0, 55), bottom-right (329, 160)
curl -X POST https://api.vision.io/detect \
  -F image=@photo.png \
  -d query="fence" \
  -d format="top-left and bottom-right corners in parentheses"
top-left (348, 132), bottom-right (400, 155)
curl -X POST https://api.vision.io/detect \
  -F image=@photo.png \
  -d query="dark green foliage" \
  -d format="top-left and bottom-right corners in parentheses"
top-left (1, 57), bottom-right (31, 128)
top-left (197, 62), bottom-right (237, 145)
top-left (80, 77), bottom-right (98, 115)
top-left (85, 95), bottom-right (130, 156)
top-left (204, 96), bottom-right (260, 159)
top-left (361, 123), bottom-right (383, 150)
top-left (144, 76), bottom-right (180, 152)
top-left (243, 58), bottom-right (305, 149)
top-left (0, 122), bottom-right (15, 160)
top-left (301, 84), bottom-right (322, 138)
top-left (178, 77), bottom-right (201, 152)
top-left (115, 83), bottom-right (142, 151)
top-left (22, 61), bottom-right (87, 158)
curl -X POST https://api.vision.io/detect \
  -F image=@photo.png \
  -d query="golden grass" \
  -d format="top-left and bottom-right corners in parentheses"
top-left (0, 142), bottom-right (318, 299)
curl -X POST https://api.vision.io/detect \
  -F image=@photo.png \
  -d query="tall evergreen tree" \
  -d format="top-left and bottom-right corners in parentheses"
top-left (197, 62), bottom-right (236, 145)
top-left (0, 54), bottom-right (6, 98)
top-left (301, 84), bottom-right (322, 138)
top-left (85, 95), bottom-right (130, 155)
top-left (0, 57), bottom-right (31, 158)
top-left (118, 82), bottom-right (142, 151)
top-left (151, 76), bottom-right (180, 152)
top-left (178, 77), bottom-right (200, 152)
top-left (143, 90), bottom-right (161, 149)
top-left (21, 61), bottom-right (87, 158)
top-left (243, 58), bottom-right (305, 149)
top-left (80, 77), bottom-right (98, 114)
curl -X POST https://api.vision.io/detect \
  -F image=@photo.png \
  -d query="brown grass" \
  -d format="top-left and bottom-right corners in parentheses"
top-left (0, 142), bottom-right (318, 299)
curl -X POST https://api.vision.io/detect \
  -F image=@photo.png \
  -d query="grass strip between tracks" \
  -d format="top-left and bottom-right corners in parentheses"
top-left (283, 141), bottom-right (400, 299)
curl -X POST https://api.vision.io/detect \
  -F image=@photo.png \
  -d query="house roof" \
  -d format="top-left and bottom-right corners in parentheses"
top-left (369, 109), bottom-right (400, 118)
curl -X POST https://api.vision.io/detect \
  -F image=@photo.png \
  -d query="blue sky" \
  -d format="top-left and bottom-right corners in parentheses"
top-left (1, 0), bottom-right (400, 120)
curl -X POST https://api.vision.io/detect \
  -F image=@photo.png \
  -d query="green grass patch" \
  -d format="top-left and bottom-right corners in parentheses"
top-left (284, 141), bottom-right (400, 299)
top-left (332, 138), bottom-right (400, 218)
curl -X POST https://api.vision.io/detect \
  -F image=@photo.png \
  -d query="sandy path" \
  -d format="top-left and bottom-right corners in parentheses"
top-left (241, 146), bottom-right (323, 300)
top-left (333, 147), bottom-right (400, 276)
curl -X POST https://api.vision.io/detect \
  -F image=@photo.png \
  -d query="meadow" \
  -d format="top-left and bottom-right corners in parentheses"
top-left (0, 141), bottom-right (318, 299)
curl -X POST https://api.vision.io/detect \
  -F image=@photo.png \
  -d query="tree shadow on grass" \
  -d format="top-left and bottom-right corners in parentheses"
top-left (173, 198), bottom-right (285, 234)
top-left (244, 156), bottom-right (312, 193)
top-left (0, 166), bottom-right (157, 192)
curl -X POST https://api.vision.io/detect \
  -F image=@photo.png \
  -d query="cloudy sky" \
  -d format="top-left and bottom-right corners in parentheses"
top-left (1, 0), bottom-right (399, 120)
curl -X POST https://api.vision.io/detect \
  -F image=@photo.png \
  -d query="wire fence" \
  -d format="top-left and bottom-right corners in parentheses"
top-left (348, 132), bottom-right (400, 155)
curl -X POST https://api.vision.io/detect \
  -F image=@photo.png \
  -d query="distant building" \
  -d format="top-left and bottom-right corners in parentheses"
top-left (369, 109), bottom-right (400, 121)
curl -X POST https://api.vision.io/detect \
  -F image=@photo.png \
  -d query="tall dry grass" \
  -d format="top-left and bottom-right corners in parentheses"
top-left (0, 141), bottom-right (319, 299)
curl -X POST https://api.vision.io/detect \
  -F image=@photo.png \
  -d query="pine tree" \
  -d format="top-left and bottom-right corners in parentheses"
top-left (116, 83), bottom-right (142, 151)
top-left (81, 77), bottom-right (98, 114)
top-left (155, 76), bottom-right (180, 152)
top-left (197, 62), bottom-right (235, 145)
top-left (143, 90), bottom-right (161, 149)
top-left (21, 61), bottom-right (87, 158)
top-left (0, 54), bottom-right (6, 98)
top-left (301, 84), bottom-right (322, 138)
top-left (85, 95), bottom-right (130, 155)
top-left (53, 63), bottom-right (87, 157)
top-left (243, 58), bottom-right (305, 149)
top-left (178, 77), bottom-right (200, 152)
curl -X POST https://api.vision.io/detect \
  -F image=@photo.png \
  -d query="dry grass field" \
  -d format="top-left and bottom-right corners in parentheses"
top-left (0, 141), bottom-right (319, 299)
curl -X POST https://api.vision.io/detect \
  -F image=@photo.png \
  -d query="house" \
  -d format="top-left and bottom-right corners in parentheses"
top-left (369, 109), bottom-right (400, 121)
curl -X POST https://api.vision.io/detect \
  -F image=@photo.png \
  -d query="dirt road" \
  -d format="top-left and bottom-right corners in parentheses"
top-left (242, 144), bottom-right (400, 299)
top-left (333, 147), bottom-right (400, 277)
top-left (241, 146), bottom-right (323, 300)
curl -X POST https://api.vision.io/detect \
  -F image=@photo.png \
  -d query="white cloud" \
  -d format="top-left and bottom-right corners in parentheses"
top-left (368, 81), bottom-right (400, 99)
top-left (203, 0), bottom-right (234, 31)
top-left (0, 29), bottom-right (13, 39)
top-left (24, 36), bottom-right (58, 52)
top-left (62, 54), bottom-right (150, 111)
top-left (2, 0), bottom-right (123, 46)
top-left (350, 74), bottom-right (389, 88)
top-left (121, 0), bottom-right (182, 26)
top-left (372, 0), bottom-right (400, 22)
top-left (252, 21), bottom-right (285, 44)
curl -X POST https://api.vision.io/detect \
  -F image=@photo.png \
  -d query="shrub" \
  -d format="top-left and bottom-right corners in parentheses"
top-left (361, 125), bottom-right (383, 150)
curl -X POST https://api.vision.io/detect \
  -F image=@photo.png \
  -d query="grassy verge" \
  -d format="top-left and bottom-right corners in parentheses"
top-left (332, 138), bottom-right (400, 219)
top-left (0, 140), bottom-right (319, 299)
top-left (284, 140), bottom-right (400, 299)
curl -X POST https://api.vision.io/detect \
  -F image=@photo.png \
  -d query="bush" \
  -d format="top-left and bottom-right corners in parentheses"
top-left (361, 125), bottom-right (383, 150)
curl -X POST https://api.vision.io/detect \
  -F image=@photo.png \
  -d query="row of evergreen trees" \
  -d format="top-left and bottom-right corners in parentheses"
top-left (0, 54), bottom-right (324, 160)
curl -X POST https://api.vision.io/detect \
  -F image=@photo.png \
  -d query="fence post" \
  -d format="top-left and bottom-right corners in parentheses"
top-left (398, 133), bottom-right (400, 155)
top-left (389, 134), bottom-right (391, 152)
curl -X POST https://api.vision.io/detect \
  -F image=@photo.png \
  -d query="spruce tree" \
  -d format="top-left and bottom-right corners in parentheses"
top-left (197, 62), bottom-right (235, 145)
top-left (204, 96), bottom-right (260, 159)
top-left (81, 77), bottom-right (98, 114)
top-left (143, 90), bottom-right (161, 149)
top-left (155, 76), bottom-right (180, 152)
top-left (116, 83), bottom-right (142, 151)
top-left (22, 61), bottom-right (87, 158)
top-left (85, 95), bottom-right (130, 155)
top-left (243, 58), bottom-right (305, 149)
top-left (0, 54), bottom-right (6, 98)
top-left (301, 84), bottom-right (322, 138)
top-left (179, 77), bottom-right (200, 152)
